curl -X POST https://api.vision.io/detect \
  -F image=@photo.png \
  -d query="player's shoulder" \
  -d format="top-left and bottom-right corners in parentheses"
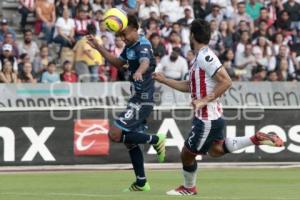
top-left (197, 47), bottom-right (217, 63)
top-left (138, 35), bottom-right (152, 46)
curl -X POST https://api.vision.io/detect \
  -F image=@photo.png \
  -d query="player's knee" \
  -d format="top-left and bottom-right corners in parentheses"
top-left (208, 144), bottom-right (225, 158)
top-left (108, 127), bottom-right (123, 143)
top-left (124, 143), bottom-right (137, 150)
top-left (181, 147), bottom-right (196, 166)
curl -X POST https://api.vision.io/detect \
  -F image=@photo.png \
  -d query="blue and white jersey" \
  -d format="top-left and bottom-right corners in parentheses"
top-left (119, 35), bottom-right (156, 102)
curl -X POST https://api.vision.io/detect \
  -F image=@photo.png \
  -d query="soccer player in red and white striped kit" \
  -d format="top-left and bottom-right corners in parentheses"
top-left (153, 19), bottom-right (284, 196)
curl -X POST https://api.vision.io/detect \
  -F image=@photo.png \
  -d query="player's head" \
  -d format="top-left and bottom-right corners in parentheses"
top-left (121, 14), bottom-right (139, 45)
top-left (190, 19), bottom-right (211, 50)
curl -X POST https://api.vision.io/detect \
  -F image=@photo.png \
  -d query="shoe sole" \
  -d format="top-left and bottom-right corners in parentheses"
top-left (256, 132), bottom-right (284, 147)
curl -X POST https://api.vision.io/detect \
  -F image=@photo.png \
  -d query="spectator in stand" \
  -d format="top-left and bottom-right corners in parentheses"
top-left (272, 32), bottom-right (289, 55)
top-left (267, 70), bottom-right (278, 81)
top-left (251, 65), bottom-right (267, 81)
top-left (0, 61), bottom-right (19, 83)
top-left (33, 44), bottom-right (52, 80)
top-left (178, 0), bottom-right (194, 19)
top-left (41, 62), bottom-right (60, 83)
top-left (167, 31), bottom-right (182, 53)
top-left (252, 20), bottom-right (271, 40)
top-left (138, 0), bottom-right (160, 20)
top-left (255, 7), bottom-right (274, 28)
top-left (18, 53), bottom-right (30, 73)
top-left (156, 47), bottom-right (188, 80)
top-left (219, 20), bottom-right (234, 51)
top-left (53, 8), bottom-right (76, 48)
top-left (160, 15), bottom-right (173, 38)
top-left (111, 34), bottom-right (125, 81)
top-left (235, 30), bottom-right (251, 56)
top-left (233, 20), bottom-right (250, 42)
top-left (205, 4), bottom-right (224, 26)
top-left (193, 0), bottom-right (212, 20)
top-left (0, 19), bottom-right (17, 43)
top-left (177, 7), bottom-right (194, 27)
top-left (141, 11), bottom-right (160, 30)
top-left (145, 19), bottom-right (160, 39)
top-left (19, 0), bottom-right (35, 31)
top-left (283, 0), bottom-right (300, 30)
top-left (221, 48), bottom-right (237, 80)
top-left (36, 0), bottom-right (56, 43)
top-left (245, 0), bottom-right (263, 21)
top-left (0, 33), bottom-right (19, 57)
top-left (274, 10), bottom-right (291, 31)
top-left (160, 0), bottom-right (181, 22)
top-left (74, 8), bottom-right (91, 40)
top-left (56, 0), bottom-right (76, 18)
top-left (186, 50), bottom-right (195, 69)
top-left (18, 29), bottom-right (39, 62)
top-left (209, 19), bottom-right (222, 55)
top-left (60, 60), bottom-right (78, 82)
top-left (150, 33), bottom-right (167, 58)
top-left (268, 45), bottom-right (296, 79)
top-left (252, 36), bottom-right (273, 67)
top-left (91, 0), bottom-right (108, 13)
top-left (19, 62), bottom-right (37, 83)
top-left (232, 1), bottom-right (254, 33)
top-left (235, 43), bottom-right (257, 81)
top-left (74, 23), bottom-right (103, 82)
top-left (0, 44), bottom-right (18, 73)
top-left (276, 59), bottom-right (290, 81)
top-left (76, 0), bottom-right (93, 18)
top-left (97, 22), bottom-right (115, 49)
top-left (267, 0), bottom-right (283, 24)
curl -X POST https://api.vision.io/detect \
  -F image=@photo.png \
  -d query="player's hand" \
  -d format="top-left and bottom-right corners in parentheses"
top-left (133, 71), bottom-right (143, 81)
top-left (86, 35), bottom-right (99, 49)
top-left (192, 98), bottom-right (208, 110)
top-left (152, 72), bottom-right (166, 83)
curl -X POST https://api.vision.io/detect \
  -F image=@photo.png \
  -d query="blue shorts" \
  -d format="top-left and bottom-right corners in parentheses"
top-left (114, 99), bottom-right (153, 133)
top-left (184, 117), bottom-right (225, 155)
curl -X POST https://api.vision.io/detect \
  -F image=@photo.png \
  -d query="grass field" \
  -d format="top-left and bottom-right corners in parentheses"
top-left (0, 168), bottom-right (299, 200)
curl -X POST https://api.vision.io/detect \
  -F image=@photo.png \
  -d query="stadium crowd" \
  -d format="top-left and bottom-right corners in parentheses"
top-left (0, 0), bottom-right (300, 83)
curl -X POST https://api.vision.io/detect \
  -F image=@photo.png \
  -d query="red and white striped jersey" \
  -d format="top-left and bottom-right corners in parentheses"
top-left (189, 47), bottom-right (223, 120)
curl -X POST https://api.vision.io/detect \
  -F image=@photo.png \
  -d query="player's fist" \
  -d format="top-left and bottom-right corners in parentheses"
top-left (152, 72), bottom-right (166, 83)
top-left (133, 71), bottom-right (143, 81)
top-left (192, 99), bottom-right (208, 110)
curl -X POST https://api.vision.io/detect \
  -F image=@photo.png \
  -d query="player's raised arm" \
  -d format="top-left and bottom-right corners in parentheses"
top-left (86, 35), bottom-right (126, 69)
top-left (152, 72), bottom-right (190, 93)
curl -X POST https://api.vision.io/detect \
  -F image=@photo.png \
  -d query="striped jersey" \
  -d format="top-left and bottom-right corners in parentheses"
top-left (189, 47), bottom-right (223, 120)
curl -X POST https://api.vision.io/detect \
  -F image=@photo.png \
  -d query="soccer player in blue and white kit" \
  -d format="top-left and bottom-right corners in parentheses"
top-left (153, 19), bottom-right (284, 196)
top-left (87, 15), bottom-right (165, 192)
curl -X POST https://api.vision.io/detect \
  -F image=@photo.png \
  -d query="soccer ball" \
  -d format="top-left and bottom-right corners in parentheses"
top-left (103, 8), bottom-right (128, 32)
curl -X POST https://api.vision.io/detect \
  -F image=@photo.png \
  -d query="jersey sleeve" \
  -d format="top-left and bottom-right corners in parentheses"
top-left (119, 47), bottom-right (127, 61)
top-left (136, 44), bottom-right (152, 63)
top-left (199, 49), bottom-right (222, 77)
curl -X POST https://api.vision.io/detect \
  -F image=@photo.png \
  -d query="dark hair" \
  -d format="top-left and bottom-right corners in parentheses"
top-left (20, 53), bottom-right (28, 59)
top-left (87, 23), bottom-right (97, 35)
top-left (23, 29), bottom-right (32, 35)
top-left (238, 1), bottom-right (246, 6)
top-left (190, 19), bottom-right (211, 44)
top-left (260, 7), bottom-right (267, 11)
top-left (127, 14), bottom-right (139, 30)
top-left (48, 61), bottom-right (56, 66)
top-left (150, 33), bottom-right (159, 40)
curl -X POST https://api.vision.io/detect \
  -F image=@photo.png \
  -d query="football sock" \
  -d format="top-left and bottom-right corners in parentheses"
top-left (224, 137), bottom-right (253, 153)
top-left (128, 144), bottom-right (146, 187)
top-left (183, 161), bottom-right (197, 188)
top-left (121, 131), bottom-right (159, 144)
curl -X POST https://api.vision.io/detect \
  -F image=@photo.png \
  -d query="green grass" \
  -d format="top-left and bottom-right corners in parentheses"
top-left (0, 168), bottom-right (300, 200)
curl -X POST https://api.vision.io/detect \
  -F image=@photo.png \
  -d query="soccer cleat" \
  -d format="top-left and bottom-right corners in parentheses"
top-left (153, 133), bottom-right (166, 163)
top-left (123, 182), bottom-right (151, 192)
top-left (251, 132), bottom-right (284, 147)
top-left (166, 185), bottom-right (197, 196)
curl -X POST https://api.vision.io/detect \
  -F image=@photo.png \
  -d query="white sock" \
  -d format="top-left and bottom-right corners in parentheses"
top-left (225, 137), bottom-right (253, 153)
top-left (183, 169), bottom-right (197, 188)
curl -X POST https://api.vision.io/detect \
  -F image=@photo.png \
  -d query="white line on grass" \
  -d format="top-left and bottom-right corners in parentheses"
top-left (0, 192), bottom-right (298, 200)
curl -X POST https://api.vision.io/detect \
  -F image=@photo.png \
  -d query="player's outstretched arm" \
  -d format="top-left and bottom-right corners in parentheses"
top-left (152, 72), bottom-right (190, 93)
top-left (86, 35), bottom-right (126, 69)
